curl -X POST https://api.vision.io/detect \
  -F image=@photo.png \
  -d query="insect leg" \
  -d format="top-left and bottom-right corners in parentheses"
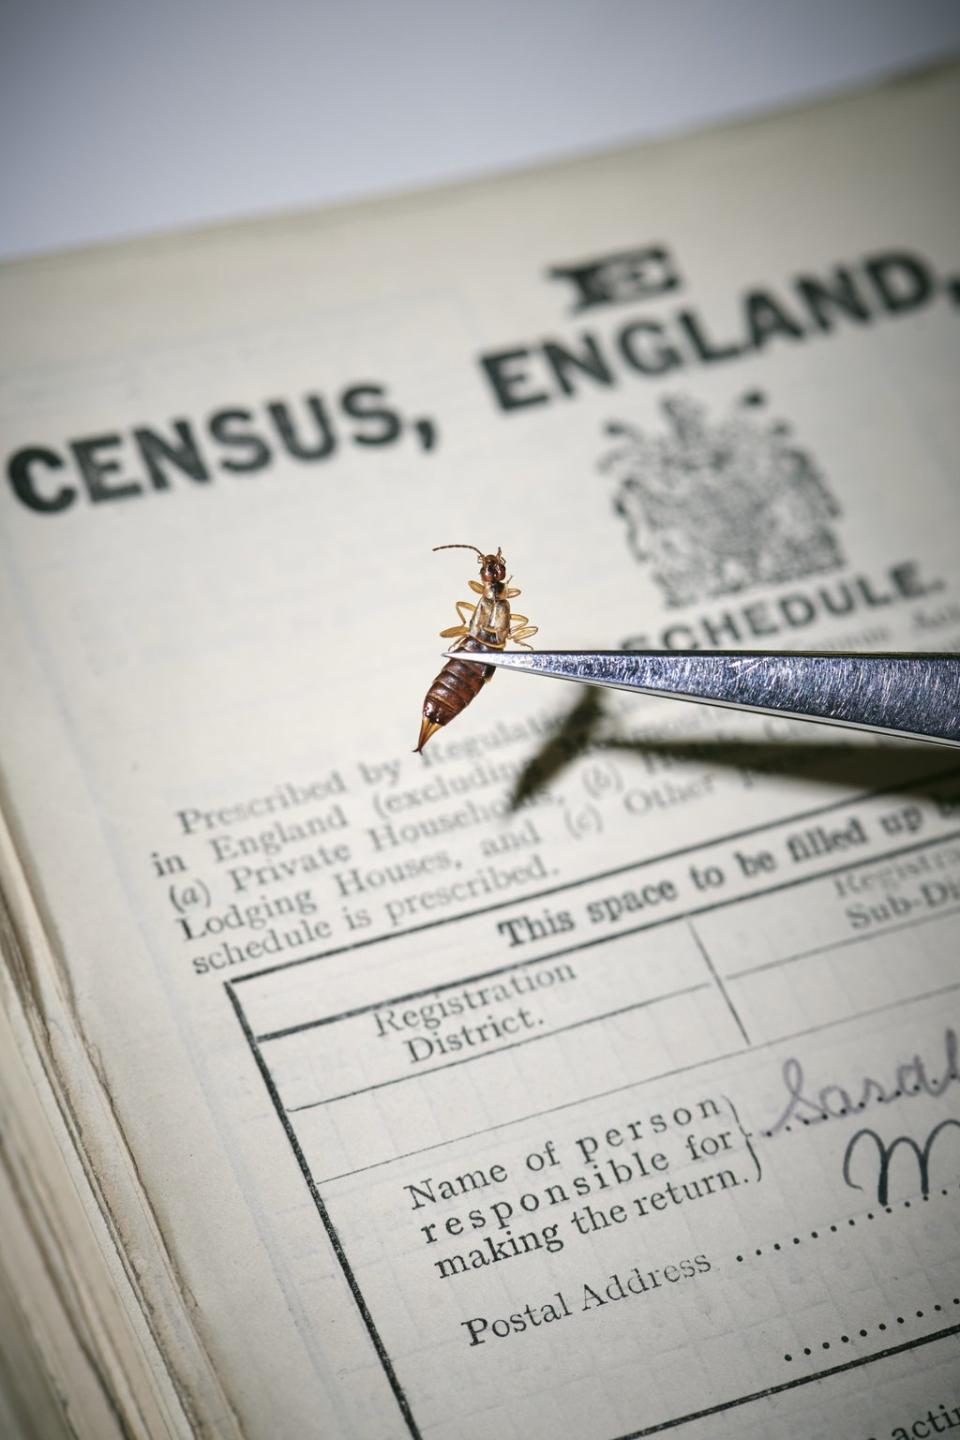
top-left (509, 624), bottom-right (538, 649)
top-left (455, 599), bottom-right (477, 623)
top-left (439, 624), bottom-right (469, 638)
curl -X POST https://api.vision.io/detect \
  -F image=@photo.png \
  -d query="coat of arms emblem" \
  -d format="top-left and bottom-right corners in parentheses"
top-left (600, 392), bottom-right (844, 608)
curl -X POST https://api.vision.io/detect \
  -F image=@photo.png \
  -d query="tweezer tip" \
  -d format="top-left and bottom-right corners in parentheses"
top-left (442, 648), bottom-right (531, 664)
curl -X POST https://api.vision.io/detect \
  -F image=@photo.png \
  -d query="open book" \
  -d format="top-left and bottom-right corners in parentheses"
top-left (1, 61), bottom-right (959, 1440)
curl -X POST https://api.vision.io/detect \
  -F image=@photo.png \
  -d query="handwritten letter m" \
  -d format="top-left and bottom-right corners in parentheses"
top-left (843, 1119), bottom-right (960, 1205)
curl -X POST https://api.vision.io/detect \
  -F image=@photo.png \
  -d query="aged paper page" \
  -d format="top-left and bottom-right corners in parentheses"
top-left (1, 64), bottom-right (959, 1440)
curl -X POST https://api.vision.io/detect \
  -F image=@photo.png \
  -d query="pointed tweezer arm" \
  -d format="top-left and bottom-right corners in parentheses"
top-left (444, 650), bottom-right (960, 747)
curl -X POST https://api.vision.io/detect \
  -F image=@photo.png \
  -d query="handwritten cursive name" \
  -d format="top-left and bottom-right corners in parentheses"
top-left (843, 1118), bottom-right (960, 1204)
top-left (763, 1027), bottom-right (958, 1137)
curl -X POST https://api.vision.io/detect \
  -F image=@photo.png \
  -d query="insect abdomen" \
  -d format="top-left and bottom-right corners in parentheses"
top-left (415, 638), bottom-right (494, 752)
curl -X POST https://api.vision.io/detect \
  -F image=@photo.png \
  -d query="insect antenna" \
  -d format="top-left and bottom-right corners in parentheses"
top-left (433, 543), bottom-right (484, 557)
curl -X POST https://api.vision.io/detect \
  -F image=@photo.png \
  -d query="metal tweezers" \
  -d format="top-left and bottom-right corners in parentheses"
top-left (445, 649), bottom-right (960, 748)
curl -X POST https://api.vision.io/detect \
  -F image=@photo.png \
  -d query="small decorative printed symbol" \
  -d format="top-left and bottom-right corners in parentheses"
top-left (600, 392), bottom-right (845, 608)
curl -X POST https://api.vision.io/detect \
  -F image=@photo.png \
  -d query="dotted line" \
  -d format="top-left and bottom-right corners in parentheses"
top-left (761, 1086), bottom-right (931, 1137)
top-left (783, 1300), bottom-right (960, 1362)
top-left (734, 1182), bottom-right (958, 1263)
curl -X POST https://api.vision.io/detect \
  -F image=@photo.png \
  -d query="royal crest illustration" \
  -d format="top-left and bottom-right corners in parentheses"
top-left (600, 392), bottom-right (844, 608)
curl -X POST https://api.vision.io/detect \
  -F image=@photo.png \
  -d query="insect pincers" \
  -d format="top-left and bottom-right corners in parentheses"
top-left (415, 544), bottom-right (538, 753)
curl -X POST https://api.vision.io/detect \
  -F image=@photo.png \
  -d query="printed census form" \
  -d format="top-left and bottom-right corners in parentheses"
top-left (228, 766), bottom-right (960, 1439)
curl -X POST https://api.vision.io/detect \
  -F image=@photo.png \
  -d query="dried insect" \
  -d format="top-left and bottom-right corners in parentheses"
top-left (415, 544), bottom-right (538, 753)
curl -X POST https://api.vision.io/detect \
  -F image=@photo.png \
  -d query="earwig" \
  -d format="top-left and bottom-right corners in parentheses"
top-left (415, 544), bottom-right (538, 753)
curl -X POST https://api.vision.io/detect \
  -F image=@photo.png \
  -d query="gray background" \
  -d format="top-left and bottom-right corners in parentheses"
top-left (2, 1), bottom-right (960, 260)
